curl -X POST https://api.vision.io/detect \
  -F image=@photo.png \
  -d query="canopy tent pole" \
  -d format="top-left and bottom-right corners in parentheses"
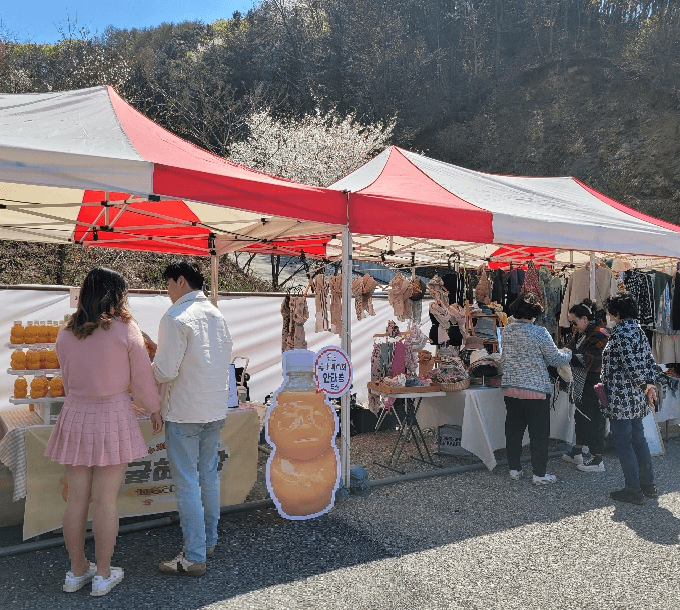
top-left (340, 198), bottom-right (352, 488)
top-left (589, 252), bottom-right (596, 304)
top-left (209, 233), bottom-right (219, 307)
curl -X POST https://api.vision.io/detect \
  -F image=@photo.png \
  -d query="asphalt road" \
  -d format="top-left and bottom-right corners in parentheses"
top-left (2, 438), bottom-right (680, 610)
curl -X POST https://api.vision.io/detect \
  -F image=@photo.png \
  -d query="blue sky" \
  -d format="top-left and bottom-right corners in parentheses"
top-left (0, 1), bottom-right (256, 44)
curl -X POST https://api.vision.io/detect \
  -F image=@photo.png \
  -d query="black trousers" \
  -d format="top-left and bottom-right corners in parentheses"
top-left (574, 385), bottom-right (606, 455)
top-left (504, 396), bottom-right (551, 477)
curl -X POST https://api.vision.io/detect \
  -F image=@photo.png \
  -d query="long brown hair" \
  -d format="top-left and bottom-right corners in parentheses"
top-left (66, 267), bottom-right (133, 339)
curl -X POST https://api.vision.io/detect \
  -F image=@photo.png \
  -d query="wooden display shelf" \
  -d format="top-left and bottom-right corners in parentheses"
top-left (5, 343), bottom-right (56, 349)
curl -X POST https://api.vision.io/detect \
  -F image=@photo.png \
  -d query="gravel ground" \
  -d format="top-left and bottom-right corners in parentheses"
top-left (2, 429), bottom-right (680, 609)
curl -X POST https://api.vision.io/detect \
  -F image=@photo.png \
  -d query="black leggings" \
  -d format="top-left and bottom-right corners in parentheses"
top-left (574, 385), bottom-right (606, 455)
top-left (504, 396), bottom-right (550, 477)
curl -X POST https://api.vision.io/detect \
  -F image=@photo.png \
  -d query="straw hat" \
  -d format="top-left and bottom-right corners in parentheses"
top-left (469, 349), bottom-right (501, 366)
top-left (463, 336), bottom-right (485, 351)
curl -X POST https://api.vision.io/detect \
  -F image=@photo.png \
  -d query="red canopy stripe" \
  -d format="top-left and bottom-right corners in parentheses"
top-left (349, 148), bottom-right (494, 242)
top-left (107, 87), bottom-right (348, 226)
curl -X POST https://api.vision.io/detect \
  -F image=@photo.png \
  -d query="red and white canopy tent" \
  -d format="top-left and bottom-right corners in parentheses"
top-left (327, 146), bottom-right (680, 271)
top-left (0, 85), bottom-right (347, 299)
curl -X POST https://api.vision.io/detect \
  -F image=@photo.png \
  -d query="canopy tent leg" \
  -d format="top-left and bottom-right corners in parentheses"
top-left (340, 225), bottom-right (352, 488)
top-left (210, 250), bottom-right (219, 307)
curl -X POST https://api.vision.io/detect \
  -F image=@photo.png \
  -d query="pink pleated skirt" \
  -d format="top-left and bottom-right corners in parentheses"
top-left (45, 392), bottom-right (148, 466)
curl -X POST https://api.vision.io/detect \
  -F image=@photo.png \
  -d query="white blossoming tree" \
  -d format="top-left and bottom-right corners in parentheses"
top-left (229, 106), bottom-right (395, 187)
top-left (229, 106), bottom-right (395, 287)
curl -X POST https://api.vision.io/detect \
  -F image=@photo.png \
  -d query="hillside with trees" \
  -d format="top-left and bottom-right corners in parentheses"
top-left (0, 0), bottom-right (678, 288)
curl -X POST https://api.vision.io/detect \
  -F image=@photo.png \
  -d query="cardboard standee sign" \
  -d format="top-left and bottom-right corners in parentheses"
top-left (265, 348), bottom-right (352, 521)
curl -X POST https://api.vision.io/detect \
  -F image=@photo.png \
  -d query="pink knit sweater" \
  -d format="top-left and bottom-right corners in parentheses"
top-left (56, 319), bottom-right (161, 413)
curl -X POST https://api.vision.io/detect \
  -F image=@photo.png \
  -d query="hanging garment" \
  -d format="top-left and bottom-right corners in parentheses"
top-left (442, 273), bottom-right (460, 305)
top-left (558, 265), bottom-right (617, 327)
top-left (621, 270), bottom-right (655, 327)
top-left (656, 281), bottom-right (676, 335)
top-left (290, 296), bottom-right (309, 349)
top-left (519, 261), bottom-right (543, 305)
top-left (391, 342), bottom-right (406, 376)
top-left (535, 266), bottom-right (560, 336)
top-left (281, 296), bottom-right (291, 352)
top-left (387, 274), bottom-right (414, 322)
top-left (448, 303), bottom-right (467, 340)
top-left (313, 274), bottom-right (330, 332)
top-left (369, 343), bottom-right (382, 414)
top-left (352, 275), bottom-right (364, 321)
top-left (491, 269), bottom-right (505, 305)
top-left (430, 302), bottom-right (452, 344)
top-left (475, 266), bottom-right (492, 305)
top-left (653, 333), bottom-right (680, 364)
top-left (505, 268), bottom-right (524, 312)
top-left (404, 326), bottom-right (428, 377)
top-left (329, 274), bottom-right (343, 335)
top-left (427, 274), bottom-right (449, 306)
top-left (353, 273), bottom-right (378, 320)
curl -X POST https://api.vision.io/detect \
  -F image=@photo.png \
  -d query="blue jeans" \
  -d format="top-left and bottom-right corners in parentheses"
top-left (165, 419), bottom-right (225, 563)
top-left (609, 418), bottom-right (654, 493)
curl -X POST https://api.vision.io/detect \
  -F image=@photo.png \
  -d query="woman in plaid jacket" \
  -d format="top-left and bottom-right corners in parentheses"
top-left (601, 292), bottom-right (662, 505)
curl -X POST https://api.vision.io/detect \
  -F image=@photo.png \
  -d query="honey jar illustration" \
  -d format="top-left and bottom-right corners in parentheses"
top-left (36, 321), bottom-right (50, 344)
top-left (48, 321), bottom-right (59, 343)
top-left (10, 321), bottom-right (24, 345)
top-left (30, 373), bottom-right (48, 398)
top-left (48, 375), bottom-right (65, 397)
top-left (10, 349), bottom-right (26, 370)
top-left (265, 349), bottom-right (340, 520)
top-left (26, 348), bottom-right (41, 370)
top-left (23, 321), bottom-right (37, 344)
top-left (44, 349), bottom-right (60, 369)
top-left (14, 376), bottom-right (28, 398)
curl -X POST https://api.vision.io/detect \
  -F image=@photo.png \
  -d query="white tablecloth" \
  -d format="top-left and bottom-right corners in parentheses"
top-left (416, 387), bottom-right (574, 470)
top-left (656, 389), bottom-right (680, 424)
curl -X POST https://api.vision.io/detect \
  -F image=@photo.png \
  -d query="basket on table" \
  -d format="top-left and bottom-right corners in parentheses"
top-left (439, 378), bottom-right (471, 392)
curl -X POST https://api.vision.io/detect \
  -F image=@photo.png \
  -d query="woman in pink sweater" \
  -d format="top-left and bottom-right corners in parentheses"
top-left (45, 267), bottom-right (162, 597)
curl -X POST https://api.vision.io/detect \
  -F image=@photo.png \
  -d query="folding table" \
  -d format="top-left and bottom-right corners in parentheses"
top-left (369, 389), bottom-right (446, 474)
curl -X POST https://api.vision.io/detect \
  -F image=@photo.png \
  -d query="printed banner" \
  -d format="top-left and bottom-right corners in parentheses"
top-left (23, 409), bottom-right (259, 540)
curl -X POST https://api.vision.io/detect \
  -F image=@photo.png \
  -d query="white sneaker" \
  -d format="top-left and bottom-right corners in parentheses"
top-left (532, 473), bottom-right (557, 485)
top-left (90, 567), bottom-right (124, 597)
top-left (63, 562), bottom-right (96, 592)
top-left (509, 469), bottom-right (523, 481)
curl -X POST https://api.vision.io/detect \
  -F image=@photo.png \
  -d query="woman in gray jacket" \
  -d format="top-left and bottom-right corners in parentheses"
top-left (500, 293), bottom-right (572, 485)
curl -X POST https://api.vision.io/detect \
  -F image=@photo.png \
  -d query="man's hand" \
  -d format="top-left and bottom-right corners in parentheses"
top-left (150, 411), bottom-right (164, 434)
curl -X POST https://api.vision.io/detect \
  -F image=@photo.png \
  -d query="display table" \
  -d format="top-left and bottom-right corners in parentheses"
top-left (0, 408), bottom-right (44, 501)
top-left (416, 387), bottom-right (575, 471)
top-left (656, 389), bottom-right (680, 424)
top-left (0, 406), bottom-right (260, 540)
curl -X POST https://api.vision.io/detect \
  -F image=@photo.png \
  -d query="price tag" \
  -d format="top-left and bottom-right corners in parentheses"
top-left (69, 287), bottom-right (80, 309)
top-left (314, 347), bottom-right (352, 397)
